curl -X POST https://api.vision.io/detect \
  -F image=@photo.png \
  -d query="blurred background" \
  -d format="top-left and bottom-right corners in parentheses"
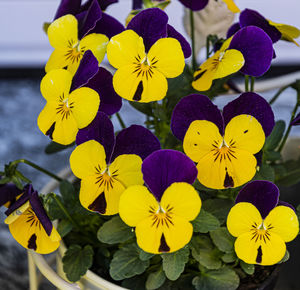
top-left (0, 0), bottom-right (300, 289)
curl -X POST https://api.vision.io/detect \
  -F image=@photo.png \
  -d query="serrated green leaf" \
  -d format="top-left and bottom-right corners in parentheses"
top-left (146, 268), bottom-right (166, 290)
top-left (110, 243), bottom-right (150, 280)
top-left (240, 261), bottom-right (255, 275)
top-left (62, 244), bottom-right (94, 282)
top-left (192, 210), bottom-right (220, 233)
top-left (254, 164), bottom-right (275, 182)
top-left (97, 216), bottom-right (134, 244)
top-left (192, 267), bottom-right (239, 290)
top-left (210, 227), bottom-right (235, 253)
top-left (203, 199), bottom-right (233, 224)
top-left (45, 141), bottom-right (74, 154)
top-left (264, 120), bottom-right (285, 151)
top-left (161, 247), bottom-right (190, 281)
top-left (57, 219), bottom-right (73, 238)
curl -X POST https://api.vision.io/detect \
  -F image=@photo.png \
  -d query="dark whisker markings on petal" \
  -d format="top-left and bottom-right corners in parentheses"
top-left (244, 130), bottom-right (249, 134)
top-left (228, 151), bottom-right (237, 159)
top-left (194, 70), bottom-right (207, 81)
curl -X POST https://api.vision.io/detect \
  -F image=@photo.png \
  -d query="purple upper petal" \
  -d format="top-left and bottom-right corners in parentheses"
top-left (110, 125), bottom-right (161, 162)
top-left (277, 201), bottom-right (296, 212)
top-left (291, 112), bottom-right (300, 126)
top-left (236, 180), bottom-right (279, 219)
top-left (90, 12), bottom-right (125, 38)
top-left (81, 0), bottom-right (118, 11)
top-left (142, 149), bottom-right (198, 201)
top-left (54, 0), bottom-right (81, 20)
top-left (178, 0), bottom-right (209, 11)
top-left (167, 24), bottom-right (192, 58)
top-left (239, 9), bottom-right (281, 43)
top-left (84, 67), bottom-right (122, 115)
top-left (171, 94), bottom-right (224, 141)
top-left (229, 26), bottom-right (273, 77)
top-left (227, 22), bottom-right (241, 38)
top-left (127, 8), bottom-right (168, 52)
top-left (76, 111), bottom-right (115, 163)
top-left (0, 183), bottom-right (22, 207)
top-left (71, 50), bottom-right (99, 92)
top-left (223, 92), bottom-right (275, 137)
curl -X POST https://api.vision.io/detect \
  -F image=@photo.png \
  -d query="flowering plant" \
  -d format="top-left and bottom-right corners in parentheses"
top-left (1, 0), bottom-right (300, 289)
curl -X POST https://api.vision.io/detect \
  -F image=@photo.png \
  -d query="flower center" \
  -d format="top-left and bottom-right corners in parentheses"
top-left (211, 138), bottom-right (237, 163)
top-left (250, 221), bottom-right (273, 244)
top-left (65, 39), bottom-right (86, 63)
top-left (56, 94), bottom-right (74, 120)
top-left (94, 165), bottom-right (119, 191)
top-left (149, 204), bottom-right (174, 228)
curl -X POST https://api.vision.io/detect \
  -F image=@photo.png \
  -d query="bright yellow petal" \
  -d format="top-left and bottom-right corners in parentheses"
top-left (227, 202), bottom-right (262, 237)
top-left (103, 180), bottom-right (126, 215)
top-left (5, 201), bottom-right (30, 225)
top-left (269, 20), bottom-right (300, 46)
top-left (80, 33), bottom-right (109, 65)
top-left (183, 120), bottom-right (223, 162)
top-left (69, 87), bottom-right (100, 129)
top-left (264, 206), bottom-right (299, 242)
top-left (235, 231), bottom-right (286, 266)
top-left (147, 38), bottom-right (185, 78)
top-left (45, 49), bottom-right (70, 73)
top-left (160, 182), bottom-right (201, 221)
top-left (109, 154), bottom-right (143, 188)
top-left (37, 103), bottom-right (58, 140)
top-left (224, 114), bottom-right (265, 154)
top-left (113, 64), bottom-right (168, 102)
top-left (119, 185), bottom-right (159, 227)
top-left (48, 14), bottom-right (78, 48)
top-left (8, 207), bottom-right (60, 254)
top-left (220, 37), bottom-right (233, 52)
top-left (107, 30), bottom-right (146, 69)
top-left (222, 0), bottom-right (240, 13)
top-left (40, 69), bottom-right (72, 103)
top-left (70, 140), bottom-right (107, 179)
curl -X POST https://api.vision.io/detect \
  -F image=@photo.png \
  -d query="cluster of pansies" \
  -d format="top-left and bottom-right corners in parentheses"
top-left (1, 0), bottom-right (300, 287)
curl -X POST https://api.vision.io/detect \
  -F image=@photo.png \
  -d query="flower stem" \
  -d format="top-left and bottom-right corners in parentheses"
top-left (116, 112), bottom-right (126, 129)
top-left (269, 84), bottom-right (290, 105)
top-left (278, 91), bottom-right (300, 152)
top-left (244, 75), bottom-right (249, 92)
top-left (9, 159), bottom-right (63, 182)
top-left (250, 76), bottom-right (255, 92)
top-left (190, 10), bottom-right (197, 71)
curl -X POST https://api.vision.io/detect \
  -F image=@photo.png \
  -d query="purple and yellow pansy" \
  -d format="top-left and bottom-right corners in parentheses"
top-left (70, 112), bottom-right (161, 215)
top-left (119, 149), bottom-right (201, 254)
top-left (171, 92), bottom-right (275, 189)
top-left (227, 180), bottom-right (299, 265)
top-left (3, 185), bottom-right (61, 254)
top-left (107, 8), bottom-right (191, 102)
top-left (192, 25), bottom-right (273, 91)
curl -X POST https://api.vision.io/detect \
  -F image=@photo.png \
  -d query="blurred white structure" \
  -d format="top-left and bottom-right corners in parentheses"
top-left (0, 0), bottom-right (299, 67)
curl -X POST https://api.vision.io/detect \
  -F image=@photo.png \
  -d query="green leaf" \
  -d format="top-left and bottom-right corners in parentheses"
top-left (279, 250), bottom-right (290, 263)
top-left (161, 247), bottom-right (190, 281)
top-left (110, 243), bottom-right (150, 280)
top-left (57, 219), bottom-right (73, 238)
top-left (192, 267), bottom-right (240, 290)
top-left (264, 151), bottom-right (281, 162)
top-left (221, 252), bottom-right (237, 263)
top-left (254, 164), bottom-right (275, 182)
top-left (45, 141), bottom-right (74, 154)
top-left (42, 193), bottom-right (65, 220)
top-left (139, 248), bottom-right (155, 261)
top-left (59, 180), bottom-right (76, 201)
top-left (203, 199), bottom-right (233, 224)
top-left (277, 169), bottom-right (300, 186)
top-left (264, 120), bottom-right (286, 151)
top-left (240, 261), bottom-right (255, 275)
top-left (192, 210), bottom-right (220, 233)
top-left (97, 216), bottom-right (134, 244)
top-left (146, 268), bottom-right (166, 290)
top-left (129, 101), bottom-right (153, 116)
top-left (210, 227), bottom-right (235, 253)
top-left (62, 244), bottom-right (94, 282)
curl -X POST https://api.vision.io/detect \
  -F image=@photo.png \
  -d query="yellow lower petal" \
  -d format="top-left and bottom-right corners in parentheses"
top-left (103, 180), bottom-right (126, 215)
top-left (45, 48), bottom-right (70, 73)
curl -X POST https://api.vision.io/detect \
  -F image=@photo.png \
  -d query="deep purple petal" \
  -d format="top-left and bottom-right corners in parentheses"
top-left (277, 201), bottom-right (296, 212)
top-left (236, 180), bottom-right (279, 219)
top-left (81, 0), bottom-right (118, 11)
top-left (90, 12), bottom-right (125, 38)
top-left (0, 183), bottom-right (22, 207)
top-left (110, 125), bottom-right (161, 162)
top-left (226, 22), bottom-right (241, 38)
top-left (223, 92), bottom-right (275, 137)
top-left (127, 8), bottom-right (168, 52)
top-left (132, 0), bottom-right (143, 10)
top-left (76, 111), bottom-right (115, 163)
top-left (167, 24), bottom-right (191, 58)
top-left (229, 26), bottom-right (273, 77)
top-left (71, 50), bottom-right (99, 92)
top-left (29, 191), bottom-right (53, 236)
top-left (142, 149), bottom-right (198, 201)
top-left (178, 0), bottom-right (208, 11)
top-left (84, 67), bottom-right (122, 115)
top-left (54, 0), bottom-right (81, 20)
top-left (78, 0), bottom-right (102, 39)
top-left (291, 112), bottom-right (300, 126)
top-left (171, 94), bottom-right (224, 141)
top-left (239, 9), bottom-right (281, 43)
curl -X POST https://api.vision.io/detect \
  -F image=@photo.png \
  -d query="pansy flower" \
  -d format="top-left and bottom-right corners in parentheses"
top-left (0, 182), bottom-right (22, 208)
top-left (227, 180), bottom-right (299, 265)
top-left (3, 185), bottom-right (61, 254)
top-left (119, 149), bottom-right (201, 254)
top-left (107, 8), bottom-right (191, 102)
top-left (192, 26), bottom-right (273, 91)
top-left (171, 92), bottom-right (275, 189)
top-left (38, 51), bottom-right (122, 145)
top-left (70, 112), bottom-right (161, 215)
top-left (178, 0), bottom-right (239, 13)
